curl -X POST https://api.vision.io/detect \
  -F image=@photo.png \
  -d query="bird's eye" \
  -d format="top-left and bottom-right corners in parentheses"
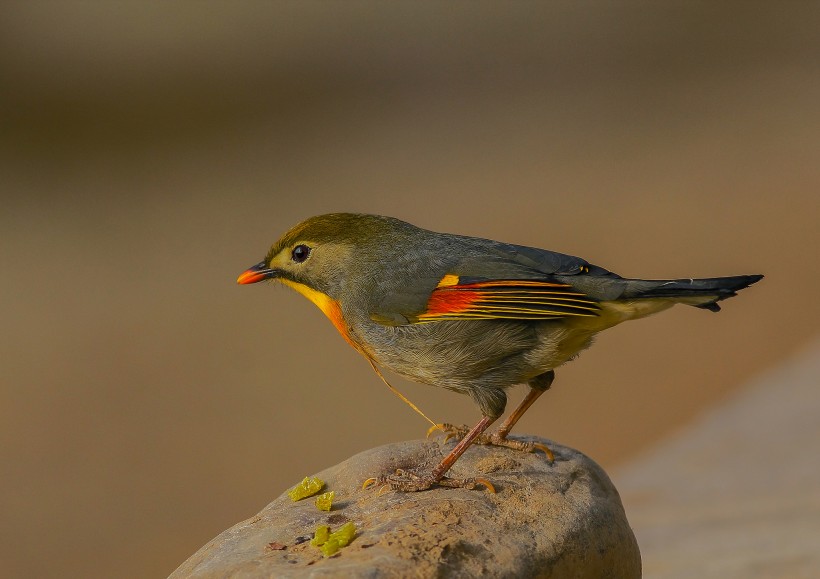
top-left (291, 244), bottom-right (311, 263)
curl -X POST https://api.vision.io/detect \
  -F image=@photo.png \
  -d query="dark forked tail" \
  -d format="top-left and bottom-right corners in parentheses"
top-left (623, 274), bottom-right (764, 312)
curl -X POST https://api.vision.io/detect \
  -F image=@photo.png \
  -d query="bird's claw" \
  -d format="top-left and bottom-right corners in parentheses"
top-left (533, 442), bottom-right (555, 463)
top-left (427, 423), bottom-right (471, 441)
top-left (425, 423), bottom-right (446, 438)
top-left (482, 435), bottom-right (555, 462)
top-left (471, 477), bottom-right (496, 493)
top-left (426, 423), bottom-right (554, 462)
top-left (434, 474), bottom-right (495, 493)
top-left (361, 468), bottom-right (495, 493)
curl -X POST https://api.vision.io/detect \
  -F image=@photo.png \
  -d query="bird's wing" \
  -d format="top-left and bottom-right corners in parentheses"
top-left (368, 239), bottom-right (628, 326)
top-left (404, 274), bottom-right (601, 323)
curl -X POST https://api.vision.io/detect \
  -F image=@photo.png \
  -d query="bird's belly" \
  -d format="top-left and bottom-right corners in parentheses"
top-left (354, 299), bottom-right (673, 388)
top-left (356, 319), bottom-right (540, 391)
top-left (525, 324), bottom-right (596, 370)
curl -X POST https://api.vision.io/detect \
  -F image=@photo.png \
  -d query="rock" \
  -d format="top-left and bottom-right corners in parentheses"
top-left (170, 436), bottom-right (641, 578)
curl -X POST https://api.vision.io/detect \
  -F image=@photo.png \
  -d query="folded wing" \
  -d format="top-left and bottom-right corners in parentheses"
top-left (409, 275), bottom-right (600, 323)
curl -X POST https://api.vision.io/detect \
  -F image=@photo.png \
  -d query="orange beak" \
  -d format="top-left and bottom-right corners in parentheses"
top-left (237, 262), bottom-right (276, 285)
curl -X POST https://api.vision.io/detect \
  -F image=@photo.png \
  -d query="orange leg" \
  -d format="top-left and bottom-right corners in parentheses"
top-left (430, 415), bottom-right (495, 481)
top-left (365, 414), bottom-right (498, 492)
top-left (430, 370), bottom-right (555, 461)
top-left (494, 384), bottom-right (547, 439)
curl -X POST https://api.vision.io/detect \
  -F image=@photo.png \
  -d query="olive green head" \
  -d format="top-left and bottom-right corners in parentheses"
top-left (236, 213), bottom-right (415, 296)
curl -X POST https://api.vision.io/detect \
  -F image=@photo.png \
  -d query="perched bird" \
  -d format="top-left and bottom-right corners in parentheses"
top-left (238, 213), bottom-right (762, 492)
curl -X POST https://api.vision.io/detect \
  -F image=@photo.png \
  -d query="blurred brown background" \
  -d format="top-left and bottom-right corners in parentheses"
top-left (1, 2), bottom-right (818, 577)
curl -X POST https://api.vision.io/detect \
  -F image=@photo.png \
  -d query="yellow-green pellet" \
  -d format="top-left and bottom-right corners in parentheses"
top-left (287, 476), bottom-right (325, 501)
top-left (315, 491), bottom-right (334, 511)
top-left (310, 525), bottom-right (330, 546)
top-left (320, 538), bottom-right (340, 557)
top-left (328, 521), bottom-right (356, 547)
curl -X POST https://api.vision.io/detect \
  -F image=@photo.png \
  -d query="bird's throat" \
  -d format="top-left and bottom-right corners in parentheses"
top-left (279, 279), bottom-right (361, 352)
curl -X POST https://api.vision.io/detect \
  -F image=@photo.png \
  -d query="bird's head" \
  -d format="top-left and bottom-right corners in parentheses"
top-left (237, 213), bottom-right (413, 304)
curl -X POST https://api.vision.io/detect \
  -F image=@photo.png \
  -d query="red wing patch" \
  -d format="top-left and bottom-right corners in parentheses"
top-left (414, 277), bottom-right (600, 322)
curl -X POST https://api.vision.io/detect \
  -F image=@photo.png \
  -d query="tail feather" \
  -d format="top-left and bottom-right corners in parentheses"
top-left (623, 274), bottom-right (763, 312)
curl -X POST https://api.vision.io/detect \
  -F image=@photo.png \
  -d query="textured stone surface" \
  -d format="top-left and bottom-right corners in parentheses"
top-left (616, 340), bottom-right (820, 579)
top-left (171, 437), bottom-right (640, 578)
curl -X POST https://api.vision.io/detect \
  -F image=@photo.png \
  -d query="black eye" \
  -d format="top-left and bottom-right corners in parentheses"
top-left (291, 244), bottom-right (311, 263)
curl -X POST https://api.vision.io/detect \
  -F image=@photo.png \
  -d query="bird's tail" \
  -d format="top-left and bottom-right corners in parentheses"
top-left (622, 274), bottom-right (763, 312)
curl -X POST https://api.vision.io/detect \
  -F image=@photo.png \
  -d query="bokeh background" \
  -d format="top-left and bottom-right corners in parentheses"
top-left (2, 2), bottom-right (818, 577)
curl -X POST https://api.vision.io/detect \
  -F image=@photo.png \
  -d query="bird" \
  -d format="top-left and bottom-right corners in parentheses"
top-left (237, 213), bottom-right (762, 492)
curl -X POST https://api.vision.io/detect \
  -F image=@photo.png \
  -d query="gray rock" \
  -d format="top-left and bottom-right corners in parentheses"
top-left (170, 437), bottom-right (640, 578)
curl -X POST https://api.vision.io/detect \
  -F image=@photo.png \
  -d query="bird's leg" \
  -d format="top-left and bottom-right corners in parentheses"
top-left (430, 371), bottom-right (556, 461)
top-left (368, 414), bottom-right (498, 492)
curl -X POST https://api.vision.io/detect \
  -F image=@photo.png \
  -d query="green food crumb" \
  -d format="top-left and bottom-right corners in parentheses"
top-left (320, 538), bottom-right (340, 557)
top-left (329, 521), bottom-right (356, 548)
top-left (315, 491), bottom-right (334, 511)
top-left (287, 476), bottom-right (325, 501)
top-left (311, 522), bottom-right (357, 556)
top-left (310, 525), bottom-right (330, 546)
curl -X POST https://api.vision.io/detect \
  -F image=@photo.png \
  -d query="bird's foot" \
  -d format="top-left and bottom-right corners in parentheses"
top-left (362, 469), bottom-right (495, 493)
top-left (484, 433), bottom-right (554, 462)
top-left (427, 423), bottom-right (554, 462)
top-left (426, 422), bottom-right (472, 443)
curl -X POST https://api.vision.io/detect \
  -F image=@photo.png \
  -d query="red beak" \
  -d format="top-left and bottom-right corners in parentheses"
top-left (237, 262), bottom-right (276, 285)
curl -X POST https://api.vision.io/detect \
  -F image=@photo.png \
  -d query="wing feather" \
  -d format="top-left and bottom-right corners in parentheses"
top-left (411, 277), bottom-right (600, 323)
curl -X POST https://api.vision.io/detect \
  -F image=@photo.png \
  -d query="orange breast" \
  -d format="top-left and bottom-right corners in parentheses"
top-left (279, 279), bottom-right (364, 353)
